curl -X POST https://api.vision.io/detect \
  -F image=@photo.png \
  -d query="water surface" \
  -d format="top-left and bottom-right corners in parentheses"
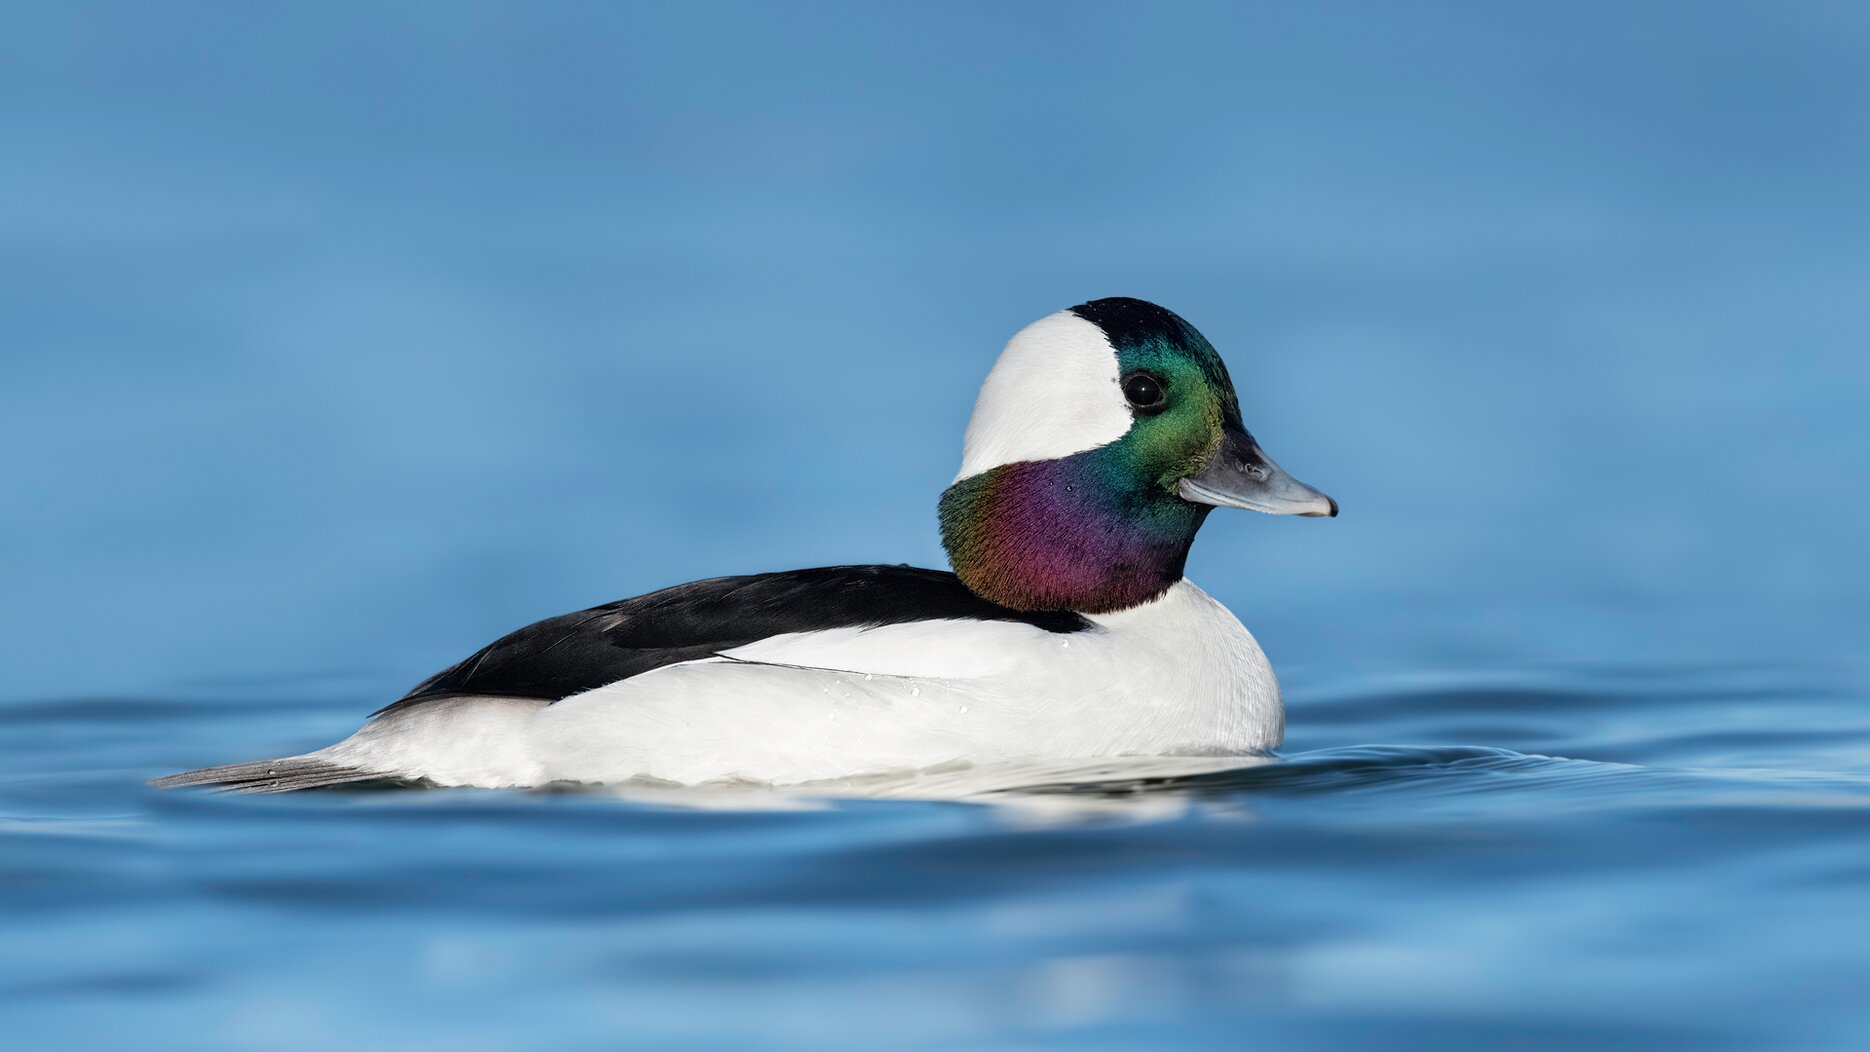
top-left (7, 661), bottom-right (1869, 1049)
top-left (5, 3), bottom-right (1870, 1048)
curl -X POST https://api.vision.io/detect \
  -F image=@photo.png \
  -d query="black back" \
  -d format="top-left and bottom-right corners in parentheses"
top-left (377, 564), bottom-right (1090, 716)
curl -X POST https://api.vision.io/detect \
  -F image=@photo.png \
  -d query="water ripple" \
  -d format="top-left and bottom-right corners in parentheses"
top-left (3, 664), bottom-right (1868, 1049)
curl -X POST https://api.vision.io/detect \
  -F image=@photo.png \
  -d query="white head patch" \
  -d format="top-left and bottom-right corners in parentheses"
top-left (954, 311), bottom-right (1131, 481)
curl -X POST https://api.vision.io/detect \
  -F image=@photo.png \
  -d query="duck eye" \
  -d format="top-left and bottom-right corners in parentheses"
top-left (1122, 372), bottom-right (1166, 411)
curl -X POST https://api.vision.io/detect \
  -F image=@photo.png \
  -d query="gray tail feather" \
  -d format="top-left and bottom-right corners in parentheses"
top-left (150, 755), bottom-right (396, 793)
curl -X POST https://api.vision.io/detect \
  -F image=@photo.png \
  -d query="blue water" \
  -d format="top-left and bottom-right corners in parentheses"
top-left (5, 3), bottom-right (1870, 1048)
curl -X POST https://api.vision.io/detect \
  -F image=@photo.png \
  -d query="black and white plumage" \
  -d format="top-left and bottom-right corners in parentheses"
top-left (156, 298), bottom-right (1334, 792)
top-left (383, 565), bottom-right (1090, 715)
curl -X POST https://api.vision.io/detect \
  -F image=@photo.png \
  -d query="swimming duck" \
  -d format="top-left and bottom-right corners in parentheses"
top-left (156, 297), bottom-right (1335, 792)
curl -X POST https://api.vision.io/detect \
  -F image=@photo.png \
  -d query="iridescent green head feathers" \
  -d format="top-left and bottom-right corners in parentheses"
top-left (939, 297), bottom-right (1335, 614)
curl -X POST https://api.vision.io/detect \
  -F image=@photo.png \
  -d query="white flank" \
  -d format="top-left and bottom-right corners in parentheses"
top-left (311, 580), bottom-right (1281, 788)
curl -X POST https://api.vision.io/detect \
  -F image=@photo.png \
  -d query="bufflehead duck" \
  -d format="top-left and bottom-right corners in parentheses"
top-left (156, 297), bottom-right (1335, 792)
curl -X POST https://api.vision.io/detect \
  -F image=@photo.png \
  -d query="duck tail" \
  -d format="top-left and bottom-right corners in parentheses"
top-left (149, 754), bottom-right (392, 793)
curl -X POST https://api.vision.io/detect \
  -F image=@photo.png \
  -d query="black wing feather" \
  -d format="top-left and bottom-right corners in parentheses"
top-left (377, 565), bottom-right (1088, 716)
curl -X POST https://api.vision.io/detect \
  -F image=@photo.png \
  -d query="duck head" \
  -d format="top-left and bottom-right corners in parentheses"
top-left (939, 297), bottom-right (1335, 614)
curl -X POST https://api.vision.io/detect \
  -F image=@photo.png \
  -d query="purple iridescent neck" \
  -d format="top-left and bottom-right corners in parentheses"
top-left (938, 446), bottom-right (1211, 614)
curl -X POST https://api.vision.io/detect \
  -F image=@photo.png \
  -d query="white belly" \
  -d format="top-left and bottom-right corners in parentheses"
top-left (323, 580), bottom-right (1282, 788)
